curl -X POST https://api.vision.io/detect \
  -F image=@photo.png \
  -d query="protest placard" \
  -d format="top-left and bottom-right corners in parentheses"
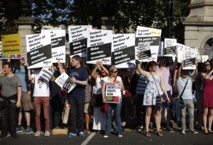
top-left (87, 29), bottom-right (112, 65)
top-left (137, 42), bottom-right (151, 62)
top-left (111, 34), bottom-right (135, 68)
top-left (1, 34), bottom-right (21, 55)
top-left (55, 72), bottom-right (76, 93)
top-left (41, 30), bottom-right (66, 63)
top-left (164, 38), bottom-right (177, 56)
top-left (176, 43), bottom-right (189, 63)
top-left (183, 48), bottom-right (199, 70)
top-left (26, 33), bottom-right (52, 69)
top-left (38, 67), bottom-right (54, 81)
top-left (68, 25), bottom-right (92, 57)
top-left (135, 26), bottom-right (161, 62)
top-left (105, 82), bottom-right (122, 103)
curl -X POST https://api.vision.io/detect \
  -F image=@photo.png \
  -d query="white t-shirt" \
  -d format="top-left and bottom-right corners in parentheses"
top-left (31, 70), bottom-right (50, 97)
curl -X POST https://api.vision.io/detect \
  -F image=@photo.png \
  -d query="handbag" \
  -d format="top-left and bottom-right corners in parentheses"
top-left (179, 79), bottom-right (189, 109)
top-left (100, 76), bottom-right (117, 112)
top-left (61, 100), bottom-right (70, 124)
top-left (91, 94), bottom-right (103, 107)
top-left (150, 73), bottom-right (164, 108)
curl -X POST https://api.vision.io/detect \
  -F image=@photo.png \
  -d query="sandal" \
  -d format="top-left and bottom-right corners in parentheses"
top-left (157, 131), bottom-right (163, 137)
top-left (145, 131), bottom-right (151, 137)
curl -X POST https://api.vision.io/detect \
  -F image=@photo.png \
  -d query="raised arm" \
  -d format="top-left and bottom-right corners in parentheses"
top-left (58, 60), bottom-right (65, 74)
top-left (169, 53), bottom-right (178, 70)
top-left (201, 69), bottom-right (213, 79)
top-left (176, 62), bottom-right (183, 80)
top-left (137, 62), bottom-right (149, 77)
top-left (91, 61), bottom-right (100, 79)
top-left (99, 61), bottom-right (109, 75)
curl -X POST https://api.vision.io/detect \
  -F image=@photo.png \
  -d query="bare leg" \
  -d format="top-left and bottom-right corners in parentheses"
top-left (145, 106), bottom-right (152, 132)
top-left (85, 113), bottom-right (90, 131)
top-left (18, 112), bottom-right (22, 126)
top-left (25, 112), bottom-right (31, 126)
top-left (208, 109), bottom-right (213, 132)
top-left (203, 108), bottom-right (208, 133)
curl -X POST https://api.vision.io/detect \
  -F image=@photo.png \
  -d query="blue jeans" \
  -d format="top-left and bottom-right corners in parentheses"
top-left (105, 100), bottom-right (122, 135)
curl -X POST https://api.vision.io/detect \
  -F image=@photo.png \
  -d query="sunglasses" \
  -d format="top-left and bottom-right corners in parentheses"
top-left (205, 64), bottom-right (210, 66)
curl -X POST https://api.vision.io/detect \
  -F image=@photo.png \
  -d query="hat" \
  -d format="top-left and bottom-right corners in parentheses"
top-left (109, 65), bottom-right (116, 72)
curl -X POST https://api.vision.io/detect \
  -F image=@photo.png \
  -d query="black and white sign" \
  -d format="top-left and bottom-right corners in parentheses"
top-left (105, 82), bottom-right (121, 104)
top-left (164, 38), bottom-right (177, 56)
top-left (183, 48), bottom-right (198, 70)
top-left (68, 25), bottom-right (92, 57)
top-left (87, 29), bottom-right (112, 65)
top-left (137, 42), bottom-right (151, 61)
top-left (26, 33), bottom-right (52, 69)
top-left (55, 72), bottom-right (76, 93)
top-left (38, 67), bottom-right (54, 81)
top-left (111, 34), bottom-right (135, 68)
top-left (41, 30), bottom-right (66, 63)
top-left (135, 26), bottom-right (161, 62)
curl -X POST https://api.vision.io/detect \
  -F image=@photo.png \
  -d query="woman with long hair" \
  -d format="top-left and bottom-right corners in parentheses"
top-left (91, 61), bottom-right (108, 133)
top-left (137, 61), bottom-right (170, 137)
top-left (202, 59), bottom-right (213, 134)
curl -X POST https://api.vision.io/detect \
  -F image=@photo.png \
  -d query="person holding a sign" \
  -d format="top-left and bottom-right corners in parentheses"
top-left (91, 61), bottom-right (109, 133)
top-left (0, 62), bottom-right (22, 139)
top-left (66, 55), bottom-right (89, 138)
top-left (28, 68), bottom-right (51, 137)
top-left (202, 59), bottom-right (213, 134)
top-left (102, 65), bottom-right (124, 138)
top-left (137, 61), bottom-right (170, 137)
top-left (176, 61), bottom-right (198, 135)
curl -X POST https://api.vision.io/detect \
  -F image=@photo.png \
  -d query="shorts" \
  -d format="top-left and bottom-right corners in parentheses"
top-left (19, 91), bottom-right (34, 112)
top-left (84, 102), bottom-right (90, 113)
top-left (195, 91), bottom-right (203, 111)
top-left (163, 91), bottom-right (173, 108)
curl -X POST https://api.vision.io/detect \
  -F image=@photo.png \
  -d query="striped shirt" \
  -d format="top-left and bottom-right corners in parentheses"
top-left (136, 74), bottom-right (147, 95)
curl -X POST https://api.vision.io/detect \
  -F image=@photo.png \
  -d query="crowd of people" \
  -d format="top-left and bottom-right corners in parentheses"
top-left (0, 54), bottom-right (213, 140)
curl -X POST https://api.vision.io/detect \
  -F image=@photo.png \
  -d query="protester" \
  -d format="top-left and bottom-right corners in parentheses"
top-left (28, 68), bottom-right (51, 137)
top-left (102, 65), bottom-right (124, 138)
top-left (202, 59), bottom-right (213, 134)
top-left (66, 55), bottom-right (89, 138)
top-left (0, 62), bottom-right (22, 139)
top-left (176, 61), bottom-right (198, 134)
top-left (91, 61), bottom-right (108, 133)
top-left (134, 63), bottom-right (147, 132)
top-left (157, 56), bottom-right (177, 132)
top-left (8, 57), bottom-right (34, 134)
top-left (137, 61), bottom-right (170, 137)
top-left (50, 63), bottom-right (63, 129)
top-left (194, 62), bottom-right (204, 130)
top-left (120, 68), bottom-right (134, 131)
top-left (84, 65), bottom-right (92, 133)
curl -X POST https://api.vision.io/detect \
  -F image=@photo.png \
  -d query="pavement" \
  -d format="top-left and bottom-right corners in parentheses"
top-left (0, 128), bottom-right (213, 145)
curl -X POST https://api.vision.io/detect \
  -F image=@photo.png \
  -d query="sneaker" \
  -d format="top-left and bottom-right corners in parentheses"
top-left (189, 130), bottom-right (198, 134)
top-left (118, 134), bottom-right (123, 138)
top-left (44, 131), bottom-right (50, 137)
top-left (78, 132), bottom-right (85, 137)
top-left (166, 127), bottom-right (174, 133)
top-left (16, 126), bottom-right (23, 133)
top-left (0, 134), bottom-right (8, 140)
top-left (134, 126), bottom-right (143, 132)
top-left (35, 131), bottom-right (41, 137)
top-left (25, 127), bottom-right (31, 134)
top-left (103, 135), bottom-right (109, 138)
top-left (67, 132), bottom-right (76, 138)
top-left (11, 133), bottom-right (18, 139)
top-left (181, 130), bottom-right (186, 135)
